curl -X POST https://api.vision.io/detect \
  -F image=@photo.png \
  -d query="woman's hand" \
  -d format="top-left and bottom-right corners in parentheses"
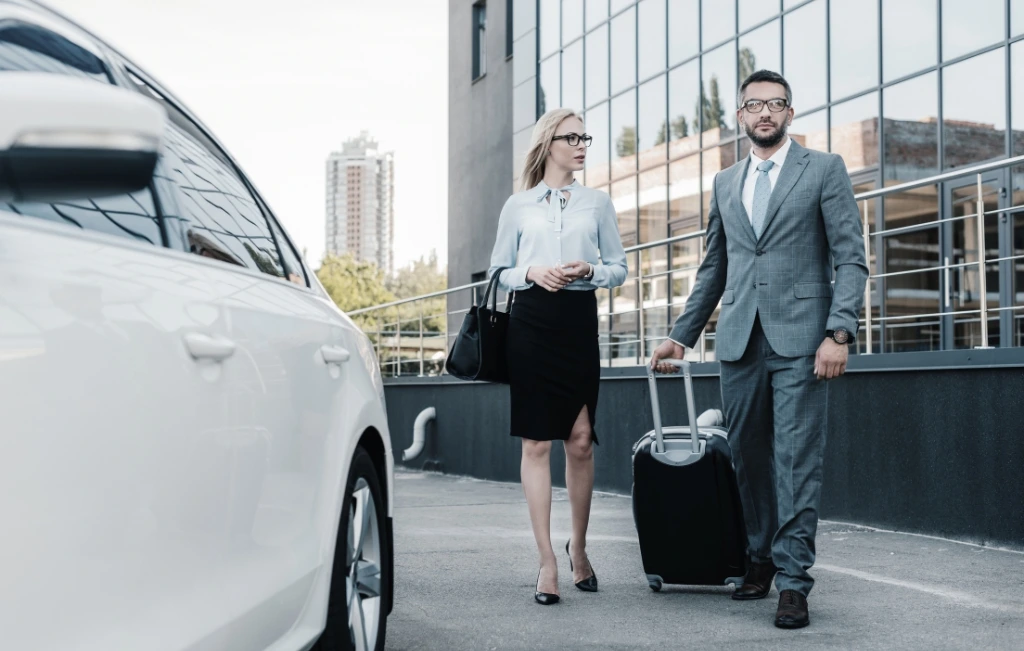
top-left (526, 266), bottom-right (571, 292)
top-left (560, 260), bottom-right (593, 282)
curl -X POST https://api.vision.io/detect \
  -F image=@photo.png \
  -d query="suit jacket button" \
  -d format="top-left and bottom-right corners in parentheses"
top-left (755, 249), bottom-right (764, 256)
top-left (752, 283), bottom-right (757, 289)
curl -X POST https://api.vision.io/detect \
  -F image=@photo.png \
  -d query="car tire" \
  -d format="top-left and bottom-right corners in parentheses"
top-left (315, 447), bottom-right (390, 651)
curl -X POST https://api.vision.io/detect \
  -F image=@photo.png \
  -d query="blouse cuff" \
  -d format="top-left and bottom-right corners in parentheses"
top-left (499, 266), bottom-right (533, 291)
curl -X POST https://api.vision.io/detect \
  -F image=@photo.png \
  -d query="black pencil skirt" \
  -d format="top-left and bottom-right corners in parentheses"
top-left (505, 286), bottom-right (600, 444)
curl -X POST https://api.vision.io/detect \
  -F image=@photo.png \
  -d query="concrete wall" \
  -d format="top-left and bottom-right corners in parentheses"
top-left (448, 0), bottom-right (515, 300)
top-left (385, 349), bottom-right (1024, 549)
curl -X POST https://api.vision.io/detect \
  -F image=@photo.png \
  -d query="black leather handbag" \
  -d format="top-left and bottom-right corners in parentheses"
top-left (444, 268), bottom-right (511, 383)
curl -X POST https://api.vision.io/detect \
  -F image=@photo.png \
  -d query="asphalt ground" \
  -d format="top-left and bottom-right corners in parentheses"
top-left (385, 469), bottom-right (1024, 651)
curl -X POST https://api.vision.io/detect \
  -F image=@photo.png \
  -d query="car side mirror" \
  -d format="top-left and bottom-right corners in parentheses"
top-left (0, 72), bottom-right (166, 202)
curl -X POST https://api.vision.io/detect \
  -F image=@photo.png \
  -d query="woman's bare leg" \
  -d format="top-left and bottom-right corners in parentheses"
top-left (521, 438), bottom-right (558, 594)
top-left (564, 406), bottom-right (595, 582)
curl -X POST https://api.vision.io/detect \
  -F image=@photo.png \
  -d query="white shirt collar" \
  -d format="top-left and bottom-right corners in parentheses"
top-left (748, 137), bottom-right (792, 173)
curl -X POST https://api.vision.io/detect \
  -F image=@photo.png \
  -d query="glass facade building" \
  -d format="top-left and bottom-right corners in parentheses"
top-left (508, 0), bottom-right (1024, 362)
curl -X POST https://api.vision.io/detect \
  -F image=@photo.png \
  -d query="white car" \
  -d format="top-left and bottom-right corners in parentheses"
top-left (0, 2), bottom-right (394, 649)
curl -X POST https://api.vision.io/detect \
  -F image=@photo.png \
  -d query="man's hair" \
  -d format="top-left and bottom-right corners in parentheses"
top-left (737, 70), bottom-right (793, 108)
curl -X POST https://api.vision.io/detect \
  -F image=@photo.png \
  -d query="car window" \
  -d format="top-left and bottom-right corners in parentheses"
top-left (261, 200), bottom-right (309, 287)
top-left (128, 75), bottom-right (289, 279)
top-left (0, 21), bottom-right (109, 81)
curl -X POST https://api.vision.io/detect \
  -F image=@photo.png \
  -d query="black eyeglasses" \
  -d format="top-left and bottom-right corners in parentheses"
top-left (552, 133), bottom-right (593, 147)
top-left (741, 98), bottom-right (789, 113)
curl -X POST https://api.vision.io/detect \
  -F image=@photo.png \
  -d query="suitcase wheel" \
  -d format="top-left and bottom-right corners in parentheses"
top-left (647, 576), bottom-right (663, 592)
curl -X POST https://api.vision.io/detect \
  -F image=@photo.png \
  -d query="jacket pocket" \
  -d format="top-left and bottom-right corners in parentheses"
top-left (793, 282), bottom-right (833, 299)
top-left (721, 289), bottom-right (735, 305)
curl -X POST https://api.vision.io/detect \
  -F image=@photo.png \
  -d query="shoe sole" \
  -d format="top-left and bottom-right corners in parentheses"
top-left (774, 618), bottom-right (809, 629)
top-left (731, 588), bottom-right (772, 601)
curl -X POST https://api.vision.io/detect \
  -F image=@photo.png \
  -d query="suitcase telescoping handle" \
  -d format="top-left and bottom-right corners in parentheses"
top-left (646, 358), bottom-right (700, 455)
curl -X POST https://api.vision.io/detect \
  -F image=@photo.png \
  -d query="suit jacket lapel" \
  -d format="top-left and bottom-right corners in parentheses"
top-left (730, 159), bottom-right (757, 244)
top-left (758, 140), bottom-right (810, 242)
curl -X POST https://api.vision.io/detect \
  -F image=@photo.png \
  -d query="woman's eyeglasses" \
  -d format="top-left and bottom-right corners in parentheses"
top-left (552, 133), bottom-right (593, 147)
top-left (741, 98), bottom-right (789, 113)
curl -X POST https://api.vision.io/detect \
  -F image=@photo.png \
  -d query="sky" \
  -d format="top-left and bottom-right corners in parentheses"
top-left (45, 0), bottom-right (449, 270)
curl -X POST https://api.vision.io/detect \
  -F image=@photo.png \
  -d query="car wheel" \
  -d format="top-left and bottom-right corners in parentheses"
top-left (316, 447), bottom-right (389, 651)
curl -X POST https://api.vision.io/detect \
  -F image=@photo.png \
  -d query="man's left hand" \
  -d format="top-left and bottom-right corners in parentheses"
top-left (814, 338), bottom-right (848, 380)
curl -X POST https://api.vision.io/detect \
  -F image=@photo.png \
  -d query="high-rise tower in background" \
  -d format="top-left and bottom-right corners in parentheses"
top-left (325, 131), bottom-right (394, 274)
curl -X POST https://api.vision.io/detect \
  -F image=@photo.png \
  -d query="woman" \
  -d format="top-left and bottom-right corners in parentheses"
top-left (489, 108), bottom-right (628, 605)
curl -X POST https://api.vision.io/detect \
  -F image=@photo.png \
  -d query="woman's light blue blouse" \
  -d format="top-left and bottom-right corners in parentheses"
top-left (488, 180), bottom-right (629, 292)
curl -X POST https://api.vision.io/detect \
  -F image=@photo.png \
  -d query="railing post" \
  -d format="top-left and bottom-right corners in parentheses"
top-left (443, 295), bottom-right (450, 375)
top-left (976, 173), bottom-right (991, 349)
top-left (863, 198), bottom-right (873, 355)
top-left (637, 250), bottom-right (646, 364)
top-left (375, 314), bottom-right (382, 374)
top-left (394, 309), bottom-right (402, 376)
top-left (418, 303), bottom-right (425, 377)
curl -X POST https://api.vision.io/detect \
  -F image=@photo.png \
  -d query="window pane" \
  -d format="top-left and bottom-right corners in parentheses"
top-left (540, 0), bottom-right (560, 57)
top-left (514, 75), bottom-right (538, 131)
top-left (638, 0), bottom-right (667, 80)
top-left (612, 89), bottom-right (638, 179)
top-left (789, 108), bottom-right (827, 152)
top-left (638, 75), bottom-right (668, 164)
top-left (158, 123), bottom-right (284, 277)
top-left (513, 29), bottom-right (536, 85)
top-left (669, 154), bottom-right (701, 233)
top-left (783, 0), bottom-right (826, 109)
top-left (612, 175), bottom-right (638, 241)
top-left (883, 72), bottom-right (938, 186)
top-left (612, 0), bottom-right (636, 13)
top-left (514, 0), bottom-right (537, 40)
top-left (702, 143), bottom-right (740, 216)
top-left (668, 60), bottom-right (701, 156)
top-left (267, 214), bottom-right (307, 286)
top-left (1013, 42), bottom-right (1024, 155)
top-left (700, 42), bottom-right (737, 145)
top-left (588, 0), bottom-right (610, 29)
top-left (563, 40), bottom-right (584, 111)
top-left (942, 0), bottom-right (1004, 62)
top-left (586, 24), bottom-right (609, 106)
top-left (639, 165), bottom-right (669, 247)
top-left (783, 0), bottom-right (802, 7)
top-left (702, 0), bottom-right (736, 48)
top-left (830, 92), bottom-right (879, 175)
top-left (0, 23), bottom-right (108, 81)
top-left (584, 102), bottom-right (611, 185)
top-left (668, 0), bottom-right (699, 64)
top-left (738, 20), bottom-right (780, 83)
top-left (740, 0), bottom-right (779, 30)
top-left (5, 189), bottom-right (161, 246)
top-left (883, 184), bottom-right (939, 233)
top-left (943, 49), bottom-right (1006, 169)
top-left (883, 228), bottom-right (941, 352)
top-left (539, 54), bottom-right (560, 114)
top-left (563, 0), bottom-right (585, 44)
top-left (1015, 0), bottom-right (1024, 36)
top-left (883, 0), bottom-right (937, 82)
top-left (611, 6), bottom-right (637, 93)
top-left (830, 0), bottom-right (878, 101)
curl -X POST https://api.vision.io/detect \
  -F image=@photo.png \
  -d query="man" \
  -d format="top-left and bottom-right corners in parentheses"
top-left (649, 70), bottom-right (867, 629)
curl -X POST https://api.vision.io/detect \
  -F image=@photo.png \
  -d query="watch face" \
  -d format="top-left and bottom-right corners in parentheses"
top-left (833, 329), bottom-right (850, 344)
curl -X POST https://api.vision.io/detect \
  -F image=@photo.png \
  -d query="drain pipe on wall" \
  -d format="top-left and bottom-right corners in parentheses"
top-left (402, 407), bottom-right (436, 462)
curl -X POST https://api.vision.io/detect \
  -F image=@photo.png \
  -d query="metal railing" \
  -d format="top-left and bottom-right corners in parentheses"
top-left (351, 154), bottom-right (1024, 376)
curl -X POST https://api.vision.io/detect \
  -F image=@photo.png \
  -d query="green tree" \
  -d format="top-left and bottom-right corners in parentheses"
top-left (616, 125), bottom-right (638, 157)
top-left (386, 250), bottom-right (448, 333)
top-left (694, 75), bottom-right (727, 132)
top-left (738, 47), bottom-right (757, 86)
top-left (671, 114), bottom-right (690, 139)
top-left (316, 253), bottom-right (395, 329)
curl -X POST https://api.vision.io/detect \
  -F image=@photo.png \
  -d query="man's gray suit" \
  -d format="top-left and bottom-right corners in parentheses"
top-left (668, 139), bottom-right (867, 596)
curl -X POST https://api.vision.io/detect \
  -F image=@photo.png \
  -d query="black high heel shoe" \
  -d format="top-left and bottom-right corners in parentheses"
top-left (534, 568), bottom-right (560, 605)
top-left (566, 539), bottom-right (598, 592)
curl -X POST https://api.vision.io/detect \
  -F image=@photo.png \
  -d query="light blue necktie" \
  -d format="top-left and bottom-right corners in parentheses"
top-left (751, 160), bottom-right (775, 239)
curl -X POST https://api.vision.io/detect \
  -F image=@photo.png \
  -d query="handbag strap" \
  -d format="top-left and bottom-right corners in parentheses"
top-left (482, 267), bottom-right (507, 312)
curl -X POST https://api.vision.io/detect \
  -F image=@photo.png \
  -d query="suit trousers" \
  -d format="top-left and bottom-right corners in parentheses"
top-left (720, 314), bottom-right (828, 597)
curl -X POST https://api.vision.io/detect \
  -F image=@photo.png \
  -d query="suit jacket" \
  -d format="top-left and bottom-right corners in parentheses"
top-left (668, 140), bottom-right (868, 361)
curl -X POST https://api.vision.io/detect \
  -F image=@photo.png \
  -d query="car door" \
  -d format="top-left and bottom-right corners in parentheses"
top-left (139, 73), bottom-right (366, 648)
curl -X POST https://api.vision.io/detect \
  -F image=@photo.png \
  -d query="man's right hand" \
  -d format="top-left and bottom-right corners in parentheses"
top-left (526, 266), bottom-right (570, 292)
top-left (649, 338), bottom-right (686, 373)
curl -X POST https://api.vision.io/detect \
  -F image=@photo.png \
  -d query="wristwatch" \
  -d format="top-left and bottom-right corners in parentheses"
top-left (826, 328), bottom-right (851, 345)
top-left (583, 263), bottom-right (595, 281)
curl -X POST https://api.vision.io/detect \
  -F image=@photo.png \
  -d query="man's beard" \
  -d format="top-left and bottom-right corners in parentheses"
top-left (744, 119), bottom-right (788, 149)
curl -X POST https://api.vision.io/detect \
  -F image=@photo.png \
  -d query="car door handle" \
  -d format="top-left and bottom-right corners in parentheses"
top-left (183, 333), bottom-right (237, 361)
top-left (321, 345), bottom-right (351, 364)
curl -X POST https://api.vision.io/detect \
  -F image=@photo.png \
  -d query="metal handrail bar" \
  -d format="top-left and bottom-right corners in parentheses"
top-left (854, 154), bottom-right (1024, 200)
top-left (870, 253), bottom-right (1024, 280)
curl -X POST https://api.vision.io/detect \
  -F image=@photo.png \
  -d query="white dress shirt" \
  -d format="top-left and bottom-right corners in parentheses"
top-left (741, 136), bottom-right (792, 224)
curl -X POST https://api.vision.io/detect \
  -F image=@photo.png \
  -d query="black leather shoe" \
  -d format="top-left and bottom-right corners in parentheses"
top-left (731, 560), bottom-right (778, 600)
top-left (774, 590), bottom-right (810, 629)
top-left (534, 569), bottom-right (560, 605)
top-left (566, 540), bottom-right (598, 592)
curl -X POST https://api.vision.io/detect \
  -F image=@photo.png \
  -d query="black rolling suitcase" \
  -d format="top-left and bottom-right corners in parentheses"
top-left (631, 359), bottom-right (747, 591)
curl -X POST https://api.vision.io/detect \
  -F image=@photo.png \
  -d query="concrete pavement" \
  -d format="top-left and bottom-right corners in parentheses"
top-left (385, 469), bottom-right (1024, 650)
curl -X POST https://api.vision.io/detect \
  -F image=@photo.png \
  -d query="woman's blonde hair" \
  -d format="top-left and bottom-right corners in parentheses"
top-left (518, 108), bottom-right (584, 191)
